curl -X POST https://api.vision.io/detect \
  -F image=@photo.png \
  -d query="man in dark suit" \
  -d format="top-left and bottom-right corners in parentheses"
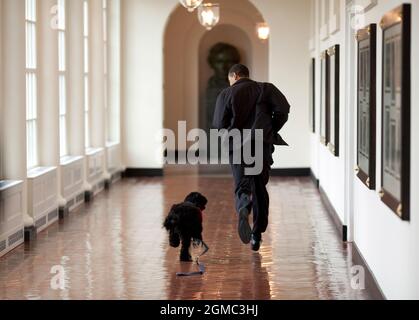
top-left (212, 64), bottom-right (290, 251)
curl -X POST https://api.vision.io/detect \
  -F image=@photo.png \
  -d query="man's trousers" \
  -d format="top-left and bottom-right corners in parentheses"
top-left (230, 144), bottom-right (274, 236)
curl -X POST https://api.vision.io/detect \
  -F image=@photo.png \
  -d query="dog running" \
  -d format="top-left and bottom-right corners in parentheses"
top-left (163, 192), bottom-right (208, 262)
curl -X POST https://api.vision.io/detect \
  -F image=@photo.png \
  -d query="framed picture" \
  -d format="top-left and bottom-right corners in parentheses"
top-left (379, 4), bottom-right (411, 220)
top-left (319, 51), bottom-right (328, 145)
top-left (356, 24), bottom-right (377, 190)
top-left (310, 58), bottom-right (316, 133)
top-left (327, 45), bottom-right (340, 157)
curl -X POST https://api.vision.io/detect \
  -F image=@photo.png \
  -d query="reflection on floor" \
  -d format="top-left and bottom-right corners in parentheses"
top-left (0, 176), bottom-right (373, 300)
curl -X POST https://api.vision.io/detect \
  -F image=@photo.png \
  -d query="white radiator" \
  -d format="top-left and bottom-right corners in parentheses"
top-left (0, 181), bottom-right (24, 257)
top-left (27, 167), bottom-right (59, 232)
top-left (106, 142), bottom-right (122, 175)
top-left (61, 156), bottom-right (85, 211)
top-left (86, 148), bottom-right (105, 195)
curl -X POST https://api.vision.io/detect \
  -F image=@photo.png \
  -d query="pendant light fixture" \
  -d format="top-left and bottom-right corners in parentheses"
top-left (198, 3), bottom-right (220, 30)
top-left (179, 0), bottom-right (204, 13)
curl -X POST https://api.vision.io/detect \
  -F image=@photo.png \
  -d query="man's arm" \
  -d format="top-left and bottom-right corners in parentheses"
top-left (212, 89), bottom-right (232, 130)
top-left (267, 84), bottom-right (290, 134)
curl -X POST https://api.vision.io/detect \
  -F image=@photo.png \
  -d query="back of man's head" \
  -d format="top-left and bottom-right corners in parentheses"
top-left (228, 64), bottom-right (250, 78)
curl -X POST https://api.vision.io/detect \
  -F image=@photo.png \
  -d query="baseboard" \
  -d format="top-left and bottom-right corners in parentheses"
top-left (352, 242), bottom-right (386, 300)
top-left (310, 169), bottom-right (320, 189)
top-left (270, 168), bottom-right (311, 177)
top-left (319, 186), bottom-right (347, 242)
top-left (125, 168), bottom-right (164, 177)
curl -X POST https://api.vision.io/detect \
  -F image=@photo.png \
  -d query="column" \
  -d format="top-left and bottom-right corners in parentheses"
top-left (108, 0), bottom-right (121, 144)
top-left (38, 0), bottom-right (62, 200)
top-left (67, 0), bottom-right (85, 157)
top-left (67, 0), bottom-right (91, 192)
top-left (90, 0), bottom-right (105, 149)
top-left (2, 0), bottom-right (33, 226)
top-left (90, 0), bottom-right (110, 180)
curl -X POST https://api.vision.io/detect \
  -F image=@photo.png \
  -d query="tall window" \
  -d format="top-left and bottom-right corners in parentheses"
top-left (103, 0), bottom-right (108, 142)
top-left (26, 0), bottom-right (38, 169)
top-left (58, 0), bottom-right (67, 157)
top-left (83, 0), bottom-right (90, 148)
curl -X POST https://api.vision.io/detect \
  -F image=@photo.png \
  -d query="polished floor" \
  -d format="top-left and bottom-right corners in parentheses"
top-left (0, 175), bottom-right (373, 300)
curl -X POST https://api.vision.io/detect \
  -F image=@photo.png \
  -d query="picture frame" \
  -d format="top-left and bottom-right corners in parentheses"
top-left (326, 45), bottom-right (340, 157)
top-left (320, 51), bottom-right (328, 145)
top-left (356, 24), bottom-right (377, 190)
top-left (379, 4), bottom-right (411, 220)
top-left (310, 58), bottom-right (316, 133)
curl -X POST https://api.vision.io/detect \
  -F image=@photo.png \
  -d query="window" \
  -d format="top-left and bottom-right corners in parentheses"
top-left (83, 0), bottom-right (90, 148)
top-left (58, 0), bottom-right (67, 157)
top-left (26, 0), bottom-right (38, 169)
top-left (106, 0), bottom-right (121, 143)
top-left (103, 0), bottom-right (108, 142)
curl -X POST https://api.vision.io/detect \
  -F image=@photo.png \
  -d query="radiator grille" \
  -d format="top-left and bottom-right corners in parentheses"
top-left (8, 229), bottom-right (24, 246)
top-left (48, 209), bottom-right (58, 222)
top-left (98, 181), bottom-right (105, 190)
top-left (0, 240), bottom-right (6, 253)
top-left (35, 216), bottom-right (47, 229)
top-left (67, 198), bottom-right (75, 208)
top-left (76, 193), bottom-right (84, 203)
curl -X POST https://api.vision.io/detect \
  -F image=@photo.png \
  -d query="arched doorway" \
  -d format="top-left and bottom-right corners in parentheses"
top-left (163, 0), bottom-right (269, 175)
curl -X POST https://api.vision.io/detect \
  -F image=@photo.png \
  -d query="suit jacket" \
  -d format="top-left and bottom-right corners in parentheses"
top-left (212, 78), bottom-right (290, 146)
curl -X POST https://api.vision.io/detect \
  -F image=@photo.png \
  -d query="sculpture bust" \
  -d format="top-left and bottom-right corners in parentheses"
top-left (205, 43), bottom-right (241, 132)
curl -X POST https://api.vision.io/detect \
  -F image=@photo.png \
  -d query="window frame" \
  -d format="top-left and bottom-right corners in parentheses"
top-left (25, 0), bottom-right (39, 170)
top-left (83, 0), bottom-right (90, 149)
top-left (58, 0), bottom-right (68, 158)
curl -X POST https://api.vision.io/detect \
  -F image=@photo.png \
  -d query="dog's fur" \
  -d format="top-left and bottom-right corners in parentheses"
top-left (163, 192), bottom-right (208, 262)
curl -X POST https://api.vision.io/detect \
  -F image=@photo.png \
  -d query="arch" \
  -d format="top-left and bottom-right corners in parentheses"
top-left (198, 24), bottom-right (253, 131)
top-left (163, 0), bottom-right (269, 153)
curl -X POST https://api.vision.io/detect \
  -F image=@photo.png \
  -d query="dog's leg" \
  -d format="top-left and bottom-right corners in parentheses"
top-left (180, 236), bottom-right (192, 262)
top-left (169, 229), bottom-right (180, 248)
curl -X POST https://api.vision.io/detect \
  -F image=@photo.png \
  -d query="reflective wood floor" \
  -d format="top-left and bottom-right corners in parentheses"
top-left (0, 176), bottom-right (373, 300)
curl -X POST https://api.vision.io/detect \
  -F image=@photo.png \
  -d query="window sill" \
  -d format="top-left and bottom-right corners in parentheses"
top-left (27, 166), bottom-right (57, 179)
top-left (60, 155), bottom-right (84, 166)
top-left (106, 141), bottom-right (120, 149)
top-left (86, 147), bottom-right (104, 156)
top-left (0, 180), bottom-right (23, 192)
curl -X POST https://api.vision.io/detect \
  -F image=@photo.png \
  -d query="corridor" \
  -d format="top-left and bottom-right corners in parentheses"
top-left (0, 176), bottom-right (372, 300)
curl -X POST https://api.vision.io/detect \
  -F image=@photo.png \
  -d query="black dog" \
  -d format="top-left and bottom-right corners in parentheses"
top-left (163, 192), bottom-right (208, 262)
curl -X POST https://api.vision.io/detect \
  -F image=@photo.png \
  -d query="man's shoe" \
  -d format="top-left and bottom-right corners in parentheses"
top-left (251, 234), bottom-right (262, 252)
top-left (238, 207), bottom-right (252, 244)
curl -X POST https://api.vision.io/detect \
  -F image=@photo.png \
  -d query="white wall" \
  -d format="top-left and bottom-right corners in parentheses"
top-left (352, 0), bottom-right (419, 300)
top-left (310, 0), bottom-right (419, 299)
top-left (311, 0), bottom-right (347, 223)
top-left (122, 0), bottom-right (312, 169)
